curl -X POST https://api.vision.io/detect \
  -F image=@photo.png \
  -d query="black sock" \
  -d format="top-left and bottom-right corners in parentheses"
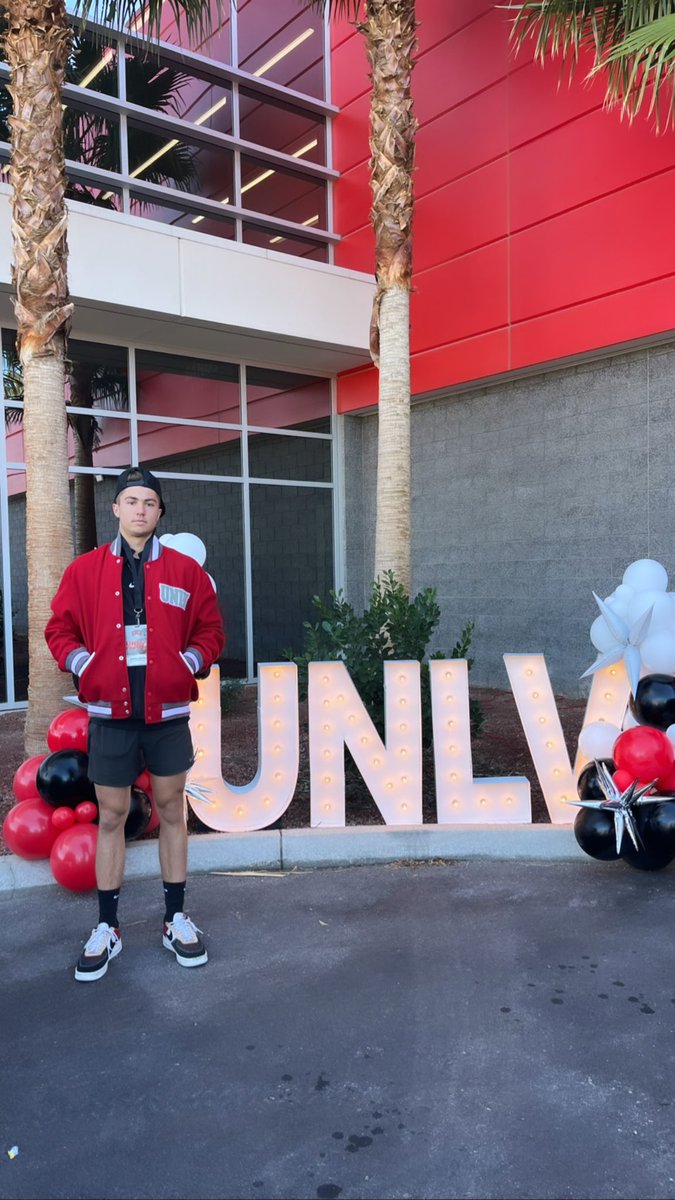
top-left (163, 881), bottom-right (186, 924)
top-left (98, 888), bottom-right (120, 929)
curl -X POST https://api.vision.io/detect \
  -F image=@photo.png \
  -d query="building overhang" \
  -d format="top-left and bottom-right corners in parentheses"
top-left (0, 191), bottom-right (374, 374)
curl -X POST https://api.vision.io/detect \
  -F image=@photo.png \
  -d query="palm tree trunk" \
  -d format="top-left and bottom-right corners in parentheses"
top-left (5, 0), bottom-right (75, 755)
top-left (374, 286), bottom-right (411, 591)
top-left (363, 0), bottom-right (417, 594)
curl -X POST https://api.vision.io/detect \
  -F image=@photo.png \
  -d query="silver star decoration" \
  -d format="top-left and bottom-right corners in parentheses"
top-left (580, 592), bottom-right (654, 696)
top-left (185, 781), bottom-right (217, 807)
top-left (567, 759), bottom-right (673, 854)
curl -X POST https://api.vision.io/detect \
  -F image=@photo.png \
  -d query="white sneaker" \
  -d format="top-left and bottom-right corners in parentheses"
top-left (74, 923), bottom-right (122, 982)
top-left (163, 912), bottom-right (208, 967)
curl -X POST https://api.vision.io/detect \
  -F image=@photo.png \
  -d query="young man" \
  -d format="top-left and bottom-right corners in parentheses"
top-left (45, 467), bottom-right (225, 982)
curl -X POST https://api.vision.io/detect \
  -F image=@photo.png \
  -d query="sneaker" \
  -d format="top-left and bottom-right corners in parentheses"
top-left (74, 923), bottom-right (122, 982)
top-left (163, 912), bottom-right (208, 967)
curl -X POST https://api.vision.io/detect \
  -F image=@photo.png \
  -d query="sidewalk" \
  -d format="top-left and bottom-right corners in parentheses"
top-left (2, 860), bottom-right (675, 1200)
top-left (0, 824), bottom-right (586, 892)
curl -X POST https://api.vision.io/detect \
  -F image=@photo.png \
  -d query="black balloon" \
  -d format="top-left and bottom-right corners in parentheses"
top-left (577, 759), bottom-right (615, 801)
top-left (642, 800), bottom-right (675, 853)
top-left (574, 808), bottom-right (620, 861)
top-left (620, 840), bottom-right (674, 871)
top-left (124, 787), bottom-right (152, 842)
top-left (36, 749), bottom-right (96, 809)
top-left (630, 674), bottom-right (675, 731)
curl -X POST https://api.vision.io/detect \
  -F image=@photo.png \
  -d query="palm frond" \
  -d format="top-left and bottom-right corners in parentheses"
top-left (306, 1), bottom-right (363, 20)
top-left (70, 0), bottom-right (221, 46)
top-left (506, 1), bottom-right (625, 65)
top-left (507, 2), bottom-right (675, 126)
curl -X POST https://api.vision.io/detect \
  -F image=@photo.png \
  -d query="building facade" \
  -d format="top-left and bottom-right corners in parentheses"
top-left (1, 0), bottom-right (675, 706)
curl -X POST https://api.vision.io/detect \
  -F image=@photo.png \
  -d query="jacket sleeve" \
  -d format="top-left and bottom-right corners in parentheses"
top-left (44, 561), bottom-right (90, 674)
top-left (182, 565), bottom-right (226, 674)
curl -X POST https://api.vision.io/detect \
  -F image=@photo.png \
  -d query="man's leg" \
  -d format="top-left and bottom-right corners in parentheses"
top-left (151, 771), bottom-right (188, 883)
top-left (74, 785), bottom-right (130, 982)
top-left (95, 786), bottom-right (132, 889)
top-left (152, 771), bottom-right (208, 967)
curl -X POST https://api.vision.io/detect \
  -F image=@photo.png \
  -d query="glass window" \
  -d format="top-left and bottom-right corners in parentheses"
top-left (246, 368), bottom-right (330, 432)
top-left (124, 51), bottom-right (232, 133)
top-left (240, 154), bottom-right (326, 228)
top-left (157, 6), bottom-right (232, 65)
top-left (239, 90), bottom-right (325, 163)
top-left (127, 120), bottom-right (234, 209)
top-left (250, 483), bottom-right (333, 665)
top-left (243, 223), bottom-right (328, 262)
top-left (136, 350), bottom-right (241, 475)
top-left (69, 32), bottom-right (118, 97)
top-left (8, 471), bottom-right (27, 701)
top-left (63, 104), bottom-right (120, 174)
top-left (128, 192), bottom-right (236, 239)
top-left (237, 0), bottom-right (324, 99)
top-left (136, 350), bottom-right (240, 423)
top-left (248, 433), bottom-right (331, 483)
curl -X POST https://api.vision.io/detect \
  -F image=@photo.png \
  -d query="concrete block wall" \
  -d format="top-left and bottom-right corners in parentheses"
top-left (342, 341), bottom-right (675, 696)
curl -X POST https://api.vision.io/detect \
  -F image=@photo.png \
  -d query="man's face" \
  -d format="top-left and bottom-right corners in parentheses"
top-left (112, 486), bottom-right (162, 542)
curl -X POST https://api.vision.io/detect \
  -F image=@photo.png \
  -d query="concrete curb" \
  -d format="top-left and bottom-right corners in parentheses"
top-left (0, 823), bottom-right (586, 892)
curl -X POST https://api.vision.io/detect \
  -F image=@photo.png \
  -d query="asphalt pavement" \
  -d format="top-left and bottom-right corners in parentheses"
top-left (2, 859), bottom-right (675, 1200)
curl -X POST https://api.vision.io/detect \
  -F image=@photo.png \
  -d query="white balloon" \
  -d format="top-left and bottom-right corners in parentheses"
top-left (159, 532), bottom-right (176, 547)
top-left (170, 532), bottom-right (207, 566)
top-left (578, 721), bottom-right (621, 760)
top-left (590, 615), bottom-right (618, 653)
top-left (623, 558), bottom-right (668, 593)
top-left (604, 591), bottom-right (631, 621)
top-left (207, 572), bottom-right (217, 592)
top-left (627, 589), bottom-right (673, 629)
top-left (640, 631), bottom-right (675, 675)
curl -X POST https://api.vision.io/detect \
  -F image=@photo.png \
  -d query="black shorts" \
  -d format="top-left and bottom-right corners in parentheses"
top-left (87, 719), bottom-right (194, 788)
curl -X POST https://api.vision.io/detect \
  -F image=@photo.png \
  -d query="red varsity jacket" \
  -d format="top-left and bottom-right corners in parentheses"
top-left (45, 534), bottom-right (225, 723)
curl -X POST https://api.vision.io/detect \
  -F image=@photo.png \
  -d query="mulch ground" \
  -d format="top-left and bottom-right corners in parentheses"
top-left (0, 686), bottom-right (588, 852)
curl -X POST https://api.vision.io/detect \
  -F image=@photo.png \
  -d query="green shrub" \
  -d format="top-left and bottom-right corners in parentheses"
top-left (286, 572), bottom-right (483, 747)
top-left (220, 676), bottom-right (245, 715)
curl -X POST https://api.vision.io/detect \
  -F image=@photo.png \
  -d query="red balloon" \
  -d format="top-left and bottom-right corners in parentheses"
top-left (612, 768), bottom-right (634, 792)
top-left (50, 824), bottom-right (98, 892)
top-left (134, 770), bottom-right (152, 795)
top-left (47, 708), bottom-right (89, 754)
top-left (74, 801), bottom-right (98, 824)
top-left (2, 797), bottom-right (58, 860)
top-left (614, 727), bottom-right (675, 788)
top-left (657, 762), bottom-right (675, 794)
top-left (51, 806), bottom-right (76, 830)
top-left (12, 754), bottom-right (47, 803)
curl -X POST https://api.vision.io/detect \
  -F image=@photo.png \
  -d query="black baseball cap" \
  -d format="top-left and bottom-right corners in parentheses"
top-left (114, 467), bottom-right (165, 516)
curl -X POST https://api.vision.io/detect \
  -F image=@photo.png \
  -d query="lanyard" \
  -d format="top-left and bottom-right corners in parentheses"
top-left (123, 543), bottom-right (146, 625)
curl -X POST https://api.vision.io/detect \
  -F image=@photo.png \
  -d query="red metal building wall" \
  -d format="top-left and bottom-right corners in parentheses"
top-left (332, 1), bottom-right (675, 413)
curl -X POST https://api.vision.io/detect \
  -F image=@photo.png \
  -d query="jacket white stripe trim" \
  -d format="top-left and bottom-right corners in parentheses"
top-left (86, 703), bottom-right (113, 717)
top-left (161, 704), bottom-right (191, 719)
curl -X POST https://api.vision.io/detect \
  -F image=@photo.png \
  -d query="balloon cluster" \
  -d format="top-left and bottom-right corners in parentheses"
top-left (159, 531), bottom-right (216, 591)
top-left (1, 709), bottom-right (158, 892)
top-left (585, 558), bottom-right (675, 693)
top-left (576, 558), bottom-right (675, 870)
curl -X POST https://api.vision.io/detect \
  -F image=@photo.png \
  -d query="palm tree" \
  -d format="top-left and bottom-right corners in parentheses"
top-left (1, 38), bottom-right (197, 557)
top-left (3, 0), bottom-right (214, 754)
top-left (314, 0), bottom-right (417, 594)
top-left (507, 3), bottom-right (675, 128)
